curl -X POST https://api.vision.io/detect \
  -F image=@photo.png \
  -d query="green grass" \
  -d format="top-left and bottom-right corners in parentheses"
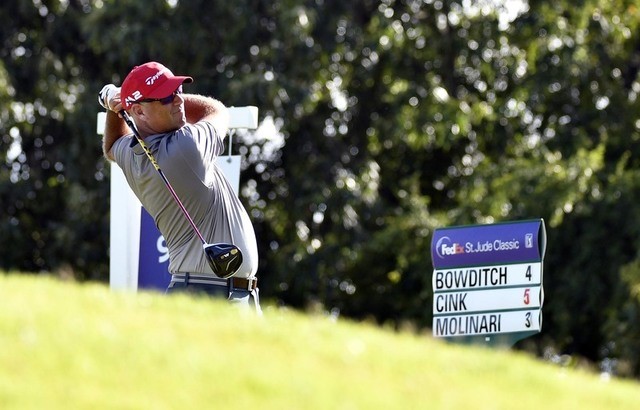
top-left (1, 272), bottom-right (638, 409)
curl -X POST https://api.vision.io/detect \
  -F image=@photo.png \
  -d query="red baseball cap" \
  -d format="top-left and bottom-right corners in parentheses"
top-left (121, 61), bottom-right (193, 109)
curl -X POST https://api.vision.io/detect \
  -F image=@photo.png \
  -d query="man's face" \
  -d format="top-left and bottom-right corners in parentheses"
top-left (135, 87), bottom-right (186, 134)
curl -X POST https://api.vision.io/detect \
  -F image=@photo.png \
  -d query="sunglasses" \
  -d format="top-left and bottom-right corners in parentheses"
top-left (138, 87), bottom-right (183, 105)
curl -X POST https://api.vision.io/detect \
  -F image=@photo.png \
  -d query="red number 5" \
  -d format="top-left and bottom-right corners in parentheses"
top-left (524, 288), bottom-right (530, 305)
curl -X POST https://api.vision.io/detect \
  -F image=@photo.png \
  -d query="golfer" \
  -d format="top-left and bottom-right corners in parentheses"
top-left (99, 61), bottom-right (260, 312)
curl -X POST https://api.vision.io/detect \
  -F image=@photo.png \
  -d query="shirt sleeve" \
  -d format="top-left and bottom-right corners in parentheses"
top-left (179, 121), bottom-right (225, 159)
top-left (111, 134), bottom-right (135, 166)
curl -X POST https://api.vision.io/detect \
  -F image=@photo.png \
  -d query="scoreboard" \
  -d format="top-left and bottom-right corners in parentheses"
top-left (431, 220), bottom-right (546, 346)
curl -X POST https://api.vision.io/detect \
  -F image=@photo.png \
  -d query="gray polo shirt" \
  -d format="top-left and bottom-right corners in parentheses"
top-left (112, 121), bottom-right (258, 278)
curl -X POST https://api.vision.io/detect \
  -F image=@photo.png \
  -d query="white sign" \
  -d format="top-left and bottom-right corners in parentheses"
top-left (432, 262), bottom-right (544, 338)
top-left (434, 309), bottom-right (542, 337)
top-left (430, 220), bottom-right (546, 345)
top-left (433, 262), bottom-right (542, 291)
top-left (434, 286), bottom-right (543, 314)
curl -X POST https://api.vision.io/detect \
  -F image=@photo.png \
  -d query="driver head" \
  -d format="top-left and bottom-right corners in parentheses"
top-left (204, 243), bottom-right (243, 279)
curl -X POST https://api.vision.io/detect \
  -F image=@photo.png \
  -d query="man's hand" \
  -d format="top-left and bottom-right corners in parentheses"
top-left (99, 84), bottom-right (129, 161)
top-left (98, 84), bottom-right (121, 112)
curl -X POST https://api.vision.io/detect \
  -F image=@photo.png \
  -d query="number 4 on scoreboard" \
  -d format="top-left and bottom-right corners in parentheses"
top-left (525, 265), bottom-right (532, 281)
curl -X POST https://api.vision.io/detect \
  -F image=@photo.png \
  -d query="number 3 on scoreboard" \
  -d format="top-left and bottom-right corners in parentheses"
top-left (525, 312), bottom-right (532, 328)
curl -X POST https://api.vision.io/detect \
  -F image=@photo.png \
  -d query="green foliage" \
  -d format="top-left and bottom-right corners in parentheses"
top-left (0, 1), bottom-right (109, 277)
top-left (4, 0), bottom-right (640, 379)
top-left (2, 273), bottom-right (640, 409)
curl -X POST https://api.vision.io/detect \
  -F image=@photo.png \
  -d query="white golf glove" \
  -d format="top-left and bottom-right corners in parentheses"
top-left (98, 84), bottom-right (119, 111)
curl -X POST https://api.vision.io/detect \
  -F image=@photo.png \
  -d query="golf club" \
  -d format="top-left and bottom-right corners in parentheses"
top-left (120, 110), bottom-right (243, 279)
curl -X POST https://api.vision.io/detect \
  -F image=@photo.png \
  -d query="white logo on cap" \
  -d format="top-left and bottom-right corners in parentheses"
top-left (125, 90), bottom-right (144, 105)
top-left (145, 68), bottom-right (168, 86)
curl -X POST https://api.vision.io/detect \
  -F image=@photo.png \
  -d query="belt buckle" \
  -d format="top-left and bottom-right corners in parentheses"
top-left (243, 277), bottom-right (255, 291)
top-left (230, 277), bottom-right (245, 291)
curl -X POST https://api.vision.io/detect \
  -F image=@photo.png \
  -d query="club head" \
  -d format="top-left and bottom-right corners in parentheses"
top-left (203, 243), bottom-right (243, 279)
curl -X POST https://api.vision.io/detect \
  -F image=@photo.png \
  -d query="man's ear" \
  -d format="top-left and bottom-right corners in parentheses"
top-left (130, 104), bottom-right (145, 118)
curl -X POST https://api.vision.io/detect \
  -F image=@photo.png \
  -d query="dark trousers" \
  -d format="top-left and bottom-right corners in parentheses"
top-left (166, 273), bottom-right (259, 312)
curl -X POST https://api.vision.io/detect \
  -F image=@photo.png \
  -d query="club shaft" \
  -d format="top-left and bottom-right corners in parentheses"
top-left (120, 111), bottom-right (207, 245)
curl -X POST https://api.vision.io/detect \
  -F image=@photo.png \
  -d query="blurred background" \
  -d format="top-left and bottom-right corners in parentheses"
top-left (2, 0), bottom-right (640, 379)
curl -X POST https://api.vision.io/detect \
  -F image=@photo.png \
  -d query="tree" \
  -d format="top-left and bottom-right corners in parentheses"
top-left (0, 1), bottom-right (110, 278)
top-left (3, 0), bottom-right (640, 378)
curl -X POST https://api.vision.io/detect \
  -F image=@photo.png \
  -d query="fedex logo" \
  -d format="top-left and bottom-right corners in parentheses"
top-left (436, 236), bottom-right (465, 259)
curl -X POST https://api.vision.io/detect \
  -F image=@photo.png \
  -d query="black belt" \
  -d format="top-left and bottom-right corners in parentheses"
top-left (171, 273), bottom-right (258, 291)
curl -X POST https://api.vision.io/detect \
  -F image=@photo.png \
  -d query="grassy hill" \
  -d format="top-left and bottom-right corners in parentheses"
top-left (1, 272), bottom-right (638, 409)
